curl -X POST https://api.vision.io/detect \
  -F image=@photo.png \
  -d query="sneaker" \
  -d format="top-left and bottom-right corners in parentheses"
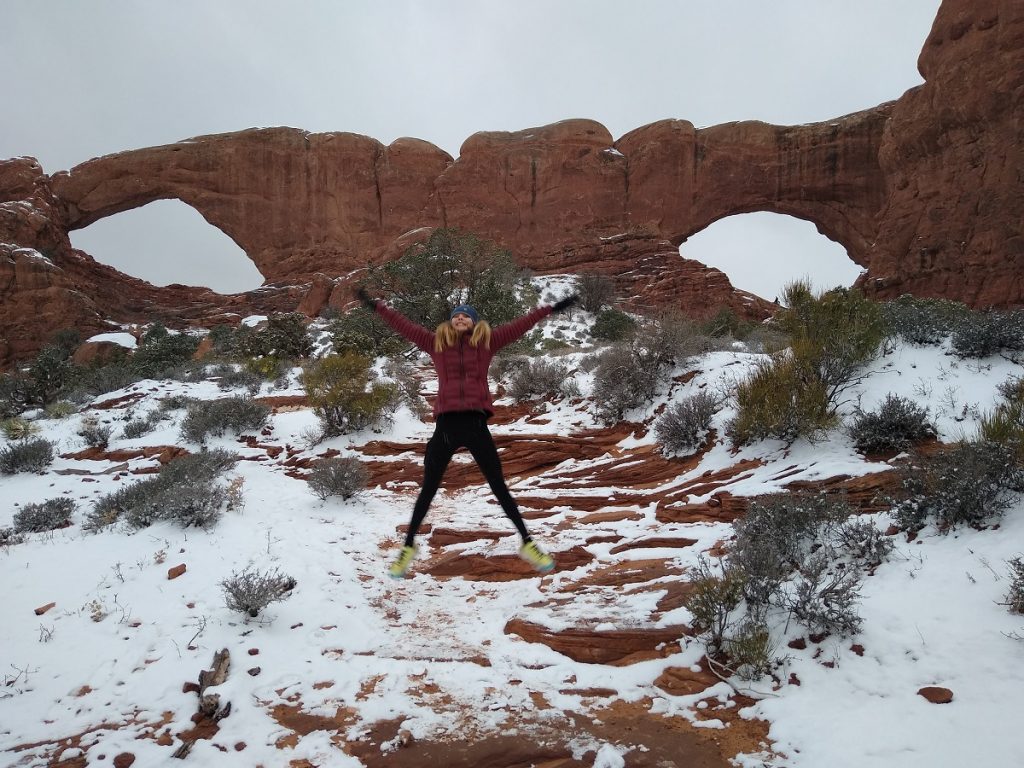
top-left (519, 540), bottom-right (555, 573)
top-left (388, 544), bottom-right (417, 579)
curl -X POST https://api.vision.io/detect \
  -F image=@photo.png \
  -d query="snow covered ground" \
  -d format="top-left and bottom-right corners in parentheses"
top-left (2, 304), bottom-right (1023, 767)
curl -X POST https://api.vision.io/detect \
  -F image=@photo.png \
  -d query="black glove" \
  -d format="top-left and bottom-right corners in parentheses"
top-left (355, 287), bottom-right (377, 310)
top-left (551, 293), bottom-right (579, 313)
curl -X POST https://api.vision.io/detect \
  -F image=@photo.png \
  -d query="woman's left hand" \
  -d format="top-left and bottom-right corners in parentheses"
top-left (551, 293), bottom-right (579, 312)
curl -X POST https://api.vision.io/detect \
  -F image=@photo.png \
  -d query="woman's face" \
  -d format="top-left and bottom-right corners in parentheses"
top-left (451, 312), bottom-right (475, 332)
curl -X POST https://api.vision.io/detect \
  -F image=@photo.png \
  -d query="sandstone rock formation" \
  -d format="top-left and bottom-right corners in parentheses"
top-left (1, 0), bottom-right (1020, 367)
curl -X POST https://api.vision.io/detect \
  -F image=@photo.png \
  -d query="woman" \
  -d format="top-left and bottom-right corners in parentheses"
top-left (357, 287), bottom-right (578, 579)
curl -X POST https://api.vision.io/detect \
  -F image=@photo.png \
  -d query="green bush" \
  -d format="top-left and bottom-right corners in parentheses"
top-left (0, 437), bottom-right (55, 474)
top-left (950, 309), bottom-right (1024, 358)
top-left (881, 294), bottom-right (970, 345)
top-left (847, 394), bottom-right (936, 454)
top-left (44, 401), bottom-right (77, 419)
top-left (363, 228), bottom-right (531, 329)
top-left (121, 410), bottom-right (167, 439)
top-left (655, 391), bottom-right (719, 454)
top-left (1003, 557), bottom-right (1024, 615)
top-left (307, 457), bottom-right (370, 501)
top-left (235, 313), bottom-right (312, 359)
top-left (130, 325), bottom-right (200, 379)
top-left (889, 441), bottom-right (1023, 532)
top-left (506, 358), bottom-right (578, 402)
top-left (591, 344), bottom-right (660, 423)
top-left (591, 309), bottom-right (635, 341)
top-left (77, 416), bottom-right (113, 449)
top-left (1, 417), bottom-right (39, 440)
top-left (728, 353), bottom-right (836, 445)
top-left (180, 396), bottom-right (271, 444)
top-left (85, 449), bottom-right (237, 530)
top-left (207, 362), bottom-right (262, 393)
top-left (329, 307), bottom-right (404, 357)
top-left (0, 373), bottom-right (35, 418)
top-left (13, 497), bottom-right (76, 533)
top-left (221, 566), bottom-right (296, 618)
top-left (683, 556), bottom-right (746, 652)
top-left (574, 272), bottom-right (616, 313)
top-left (303, 352), bottom-right (399, 436)
top-left (700, 307), bottom-right (754, 340)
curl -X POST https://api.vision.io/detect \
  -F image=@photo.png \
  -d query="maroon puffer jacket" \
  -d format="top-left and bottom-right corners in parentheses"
top-left (374, 302), bottom-right (553, 416)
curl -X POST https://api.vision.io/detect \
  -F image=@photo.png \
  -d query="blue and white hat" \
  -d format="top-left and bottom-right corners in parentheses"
top-left (450, 304), bottom-right (479, 324)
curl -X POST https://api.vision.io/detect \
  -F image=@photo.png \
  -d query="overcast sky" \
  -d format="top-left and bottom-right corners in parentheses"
top-left (2, 0), bottom-right (942, 298)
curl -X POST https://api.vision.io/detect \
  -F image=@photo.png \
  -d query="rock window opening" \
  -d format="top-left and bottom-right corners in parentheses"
top-left (679, 212), bottom-right (862, 303)
top-left (69, 199), bottom-right (264, 294)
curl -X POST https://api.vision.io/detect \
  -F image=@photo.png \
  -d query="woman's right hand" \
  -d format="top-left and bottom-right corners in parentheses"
top-left (356, 287), bottom-right (377, 310)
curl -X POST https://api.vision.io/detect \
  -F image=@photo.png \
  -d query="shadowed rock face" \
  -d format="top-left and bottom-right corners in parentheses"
top-left (1, 0), bottom-right (1020, 367)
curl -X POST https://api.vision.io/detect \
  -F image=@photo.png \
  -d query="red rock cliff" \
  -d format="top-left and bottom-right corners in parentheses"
top-left (1, 0), bottom-right (1021, 367)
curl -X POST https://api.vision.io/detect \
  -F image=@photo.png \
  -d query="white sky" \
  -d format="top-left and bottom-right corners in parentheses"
top-left (1, 0), bottom-right (942, 297)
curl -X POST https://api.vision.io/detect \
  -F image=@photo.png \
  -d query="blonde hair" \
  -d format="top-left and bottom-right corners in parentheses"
top-left (434, 320), bottom-right (492, 352)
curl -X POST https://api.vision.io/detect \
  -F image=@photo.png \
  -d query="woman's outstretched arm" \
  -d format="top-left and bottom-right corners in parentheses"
top-left (491, 294), bottom-right (579, 351)
top-left (357, 288), bottom-right (434, 353)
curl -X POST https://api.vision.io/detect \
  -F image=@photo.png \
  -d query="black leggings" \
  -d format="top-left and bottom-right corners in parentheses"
top-left (404, 411), bottom-right (530, 546)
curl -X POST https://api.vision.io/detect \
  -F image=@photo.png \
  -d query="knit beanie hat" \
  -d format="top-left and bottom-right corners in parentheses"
top-left (450, 304), bottom-right (479, 324)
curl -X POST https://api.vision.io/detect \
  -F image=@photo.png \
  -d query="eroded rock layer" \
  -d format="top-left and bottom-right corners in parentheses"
top-left (1, 0), bottom-right (1021, 366)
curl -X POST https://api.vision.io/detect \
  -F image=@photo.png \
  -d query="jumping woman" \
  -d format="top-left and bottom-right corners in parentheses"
top-left (357, 287), bottom-right (578, 579)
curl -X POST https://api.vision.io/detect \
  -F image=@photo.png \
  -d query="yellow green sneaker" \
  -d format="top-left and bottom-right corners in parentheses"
top-left (388, 544), bottom-right (417, 579)
top-left (519, 540), bottom-right (555, 573)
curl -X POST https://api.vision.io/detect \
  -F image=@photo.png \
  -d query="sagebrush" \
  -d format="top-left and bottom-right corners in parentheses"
top-left (221, 566), bottom-right (297, 617)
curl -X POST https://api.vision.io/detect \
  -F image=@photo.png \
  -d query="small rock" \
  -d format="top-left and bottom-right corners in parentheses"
top-left (234, 742), bottom-right (247, 751)
top-left (788, 637), bottom-right (807, 650)
top-left (247, 667), bottom-right (261, 676)
top-left (167, 564), bottom-right (186, 580)
top-left (850, 644), bottom-right (865, 657)
top-left (247, 648), bottom-right (259, 656)
top-left (34, 602), bottom-right (56, 616)
top-left (918, 686), bottom-right (954, 704)
top-left (113, 753), bottom-right (136, 768)
top-left (182, 682), bottom-right (201, 694)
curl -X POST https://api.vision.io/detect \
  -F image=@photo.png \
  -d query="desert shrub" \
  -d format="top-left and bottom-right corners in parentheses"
top-left (592, 344), bottom-right (660, 423)
top-left (222, 566), bottom-right (297, 617)
top-left (1, 417), bottom-right (39, 440)
top-left (329, 307), bottom-right (404, 357)
top-left (0, 373), bottom-right (35, 418)
top-left (205, 362), bottom-right (262, 393)
top-left (575, 272), bottom-right (616, 313)
top-left (26, 344), bottom-right (79, 405)
top-left (44, 400), bottom-right (77, 419)
top-left (730, 492), bottom-right (888, 635)
top-left (66, 362), bottom-right (141, 401)
top-left (382, 358), bottom-right (429, 418)
top-left (0, 437), bottom-right (55, 474)
top-left (724, 620), bottom-right (776, 681)
top-left (506, 358), bottom-right (578, 402)
top-left (889, 441), bottom-right (1023, 532)
top-left (637, 313), bottom-right (705, 368)
top-left (881, 294), bottom-right (970, 345)
top-left (129, 325), bottom-right (200, 379)
top-left (363, 227), bottom-right (531, 329)
top-left (683, 556), bottom-right (746, 652)
top-left (247, 355), bottom-right (291, 383)
top-left (121, 410), bottom-right (168, 439)
top-left (180, 396), bottom-right (271, 444)
top-left (847, 393), bottom-right (936, 453)
top-left (778, 553), bottom-right (863, 635)
top-left (700, 307), bottom-right (754, 340)
top-left (1003, 557), bottom-right (1024, 614)
top-left (591, 308), bottom-right (635, 342)
top-left (655, 390), bottom-right (719, 454)
top-left (774, 281), bottom-right (886, 405)
top-left (727, 353), bottom-right (837, 445)
top-left (85, 449), bottom-right (237, 530)
top-left (980, 399), bottom-right (1024, 465)
top-left (233, 313), bottom-right (312, 360)
top-left (303, 352), bottom-right (400, 436)
top-left (13, 497), bottom-right (76, 533)
top-left (77, 416), bottom-right (112, 448)
top-left (158, 394), bottom-right (197, 412)
top-left (0, 527), bottom-right (25, 547)
top-left (950, 309), bottom-right (1024, 358)
top-left (307, 456), bottom-right (370, 501)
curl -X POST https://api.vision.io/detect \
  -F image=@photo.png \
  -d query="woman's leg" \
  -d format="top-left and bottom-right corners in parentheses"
top-left (404, 426), bottom-right (456, 547)
top-left (464, 420), bottom-right (531, 541)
